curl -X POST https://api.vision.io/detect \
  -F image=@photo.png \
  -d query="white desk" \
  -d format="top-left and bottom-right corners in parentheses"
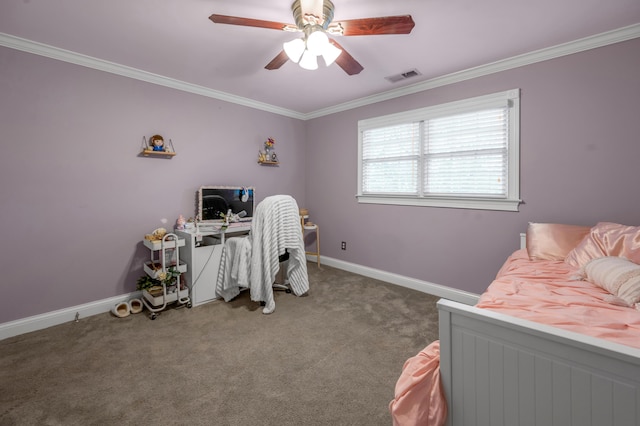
top-left (175, 223), bottom-right (251, 306)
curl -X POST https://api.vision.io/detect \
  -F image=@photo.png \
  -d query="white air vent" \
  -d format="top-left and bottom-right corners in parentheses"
top-left (384, 69), bottom-right (422, 83)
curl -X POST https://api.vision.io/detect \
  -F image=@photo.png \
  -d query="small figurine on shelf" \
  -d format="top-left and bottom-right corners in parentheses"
top-left (141, 135), bottom-right (176, 158)
top-left (176, 214), bottom-right (186, 230)
top-left (150, 134), bottom-right (165, 151)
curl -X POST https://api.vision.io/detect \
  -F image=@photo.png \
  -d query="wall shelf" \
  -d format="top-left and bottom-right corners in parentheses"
top-left (140, 135), bottom-right (176, 158)
top-left (258, 139), bottom-right (278, 165)
top-left (141, 148), bottom-right (176, 158)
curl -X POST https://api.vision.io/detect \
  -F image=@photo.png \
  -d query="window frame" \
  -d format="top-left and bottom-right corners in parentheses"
top-left (357, 89), bottom-right (521, 211)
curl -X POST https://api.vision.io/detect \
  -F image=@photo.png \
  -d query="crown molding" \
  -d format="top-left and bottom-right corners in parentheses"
top-left (305, 23), bottom-right (640, 119)
top-left (0, 32), bottom-right (306, 120)
top-left (1, 23), bottom-right (639, 121)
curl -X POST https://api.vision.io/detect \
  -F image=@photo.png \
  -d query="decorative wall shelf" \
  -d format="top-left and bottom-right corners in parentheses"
top-left (257, 137), bottom-right (278, 165)
top-left (141, 149), bottom-right (176, 158)
top-left (140, 135), bottom-right (176, 158)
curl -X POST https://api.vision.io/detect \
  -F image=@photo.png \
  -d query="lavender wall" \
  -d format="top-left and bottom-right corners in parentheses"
top-left (0, 46), bottom-right (306, 323)
top-left (2, 38), bottom-right (639, 325)
top-left (304, 38), bottom-right (640, 295)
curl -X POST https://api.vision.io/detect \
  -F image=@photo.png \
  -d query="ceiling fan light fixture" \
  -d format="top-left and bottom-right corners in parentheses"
top-left (321, 41), bottom-right (342, 66)
top-left (306, 29), bottom-right (329, 56)
top-left (299, 50), bottom-right (318, 70)
top-left (283, 38), bottom-right (305, 63)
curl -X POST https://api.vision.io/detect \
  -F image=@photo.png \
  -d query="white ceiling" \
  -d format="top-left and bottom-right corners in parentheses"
top-left (1, 0), bottom-right (639, 115)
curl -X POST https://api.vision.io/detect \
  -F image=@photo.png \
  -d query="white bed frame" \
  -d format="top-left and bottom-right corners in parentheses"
top-left (437, 235), bottom-right (640, 426)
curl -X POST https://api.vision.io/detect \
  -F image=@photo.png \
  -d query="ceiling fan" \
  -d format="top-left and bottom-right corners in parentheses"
top-left (209, 0), bottom-right (415, 75)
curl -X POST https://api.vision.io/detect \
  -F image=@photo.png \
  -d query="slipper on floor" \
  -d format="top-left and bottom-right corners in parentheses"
top-left (111, 302), bottom-right (130, 318)
top-left (129, 298), bottom-right (143, 314)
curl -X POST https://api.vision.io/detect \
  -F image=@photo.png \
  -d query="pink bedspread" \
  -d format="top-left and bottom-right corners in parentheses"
top-left (477, 248), bottom-right (640, 349)
top-left (390, 249), bottom-right (640, 425)
top-left (389, 341), bottom-right (447, 426)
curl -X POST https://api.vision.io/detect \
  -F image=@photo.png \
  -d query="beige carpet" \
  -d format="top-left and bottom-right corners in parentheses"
top-left (0, 264), bottom-right (439, 426)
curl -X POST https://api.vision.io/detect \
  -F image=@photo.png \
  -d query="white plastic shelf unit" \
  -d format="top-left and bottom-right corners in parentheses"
top-left (141, 233), bottom-right (191, 319)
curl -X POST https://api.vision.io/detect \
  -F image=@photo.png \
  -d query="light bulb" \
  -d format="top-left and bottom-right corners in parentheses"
top-left (299, 50), bottom-right (318, 70)
top-left (283, 38), bottom-right (305, 63)
top-left (306, 30), bottom-right (329, 56)
top-left (321, 42), bottom-right (342, 66)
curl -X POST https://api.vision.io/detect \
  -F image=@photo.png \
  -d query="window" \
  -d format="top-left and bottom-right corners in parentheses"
top-left (357, 89), bottom-right (521, 211)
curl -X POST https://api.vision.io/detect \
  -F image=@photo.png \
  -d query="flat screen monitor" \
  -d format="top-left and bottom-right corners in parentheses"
top-left (198, 186), bottom-right (255, 223)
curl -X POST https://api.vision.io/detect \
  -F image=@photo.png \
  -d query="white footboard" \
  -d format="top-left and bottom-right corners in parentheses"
top-left (438, 299), bottom-right (640, 426)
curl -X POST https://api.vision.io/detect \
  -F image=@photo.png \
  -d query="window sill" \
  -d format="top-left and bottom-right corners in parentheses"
top-left (356, 194), bottom-right (521, 212)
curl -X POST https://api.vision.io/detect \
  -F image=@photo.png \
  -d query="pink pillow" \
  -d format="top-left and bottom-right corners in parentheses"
top-left (526, 223), bottom-right (591, 261)
top-left (565, 222), bottom-right (640, 268)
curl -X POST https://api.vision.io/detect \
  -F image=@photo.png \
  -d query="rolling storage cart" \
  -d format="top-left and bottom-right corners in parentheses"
top-left (141, 232), bottom-right (191, 319)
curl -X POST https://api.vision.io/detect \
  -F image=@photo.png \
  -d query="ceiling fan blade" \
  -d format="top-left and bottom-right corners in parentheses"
top-left (209, 14), bottom-right (293, 31)
top-left (330, 15), bottom-right (415, 36)
top-left (265, 50), bottom-right (290, 70)
top-left (329, 39), bottom-right (363, 75)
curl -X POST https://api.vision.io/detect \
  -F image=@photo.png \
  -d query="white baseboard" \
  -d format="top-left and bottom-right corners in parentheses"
top-left (0, 291), bottom-right (141, 341)
top-left (2, 258), bottom-right (478, 341)
top-left (308, 254), bottom-right (480, 306)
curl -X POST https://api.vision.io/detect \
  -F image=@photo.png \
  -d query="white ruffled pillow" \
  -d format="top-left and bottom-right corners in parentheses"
top-left (580, 256), bottom-right (640, 308)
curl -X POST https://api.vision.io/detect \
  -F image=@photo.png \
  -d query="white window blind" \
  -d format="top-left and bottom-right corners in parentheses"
top-left (357, 89), bottom-right (520, 211)
top-left (362, 123), bottom-right (420, 194)
top-left (424, 108), bottom-right (508, 196)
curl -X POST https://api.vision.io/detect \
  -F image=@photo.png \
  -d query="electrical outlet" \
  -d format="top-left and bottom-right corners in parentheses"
top-left (341, 241), bottom-right (346, 250)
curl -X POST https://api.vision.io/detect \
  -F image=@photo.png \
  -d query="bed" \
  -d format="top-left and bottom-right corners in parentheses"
top-left (390, 222), bottom-right (640, 426)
